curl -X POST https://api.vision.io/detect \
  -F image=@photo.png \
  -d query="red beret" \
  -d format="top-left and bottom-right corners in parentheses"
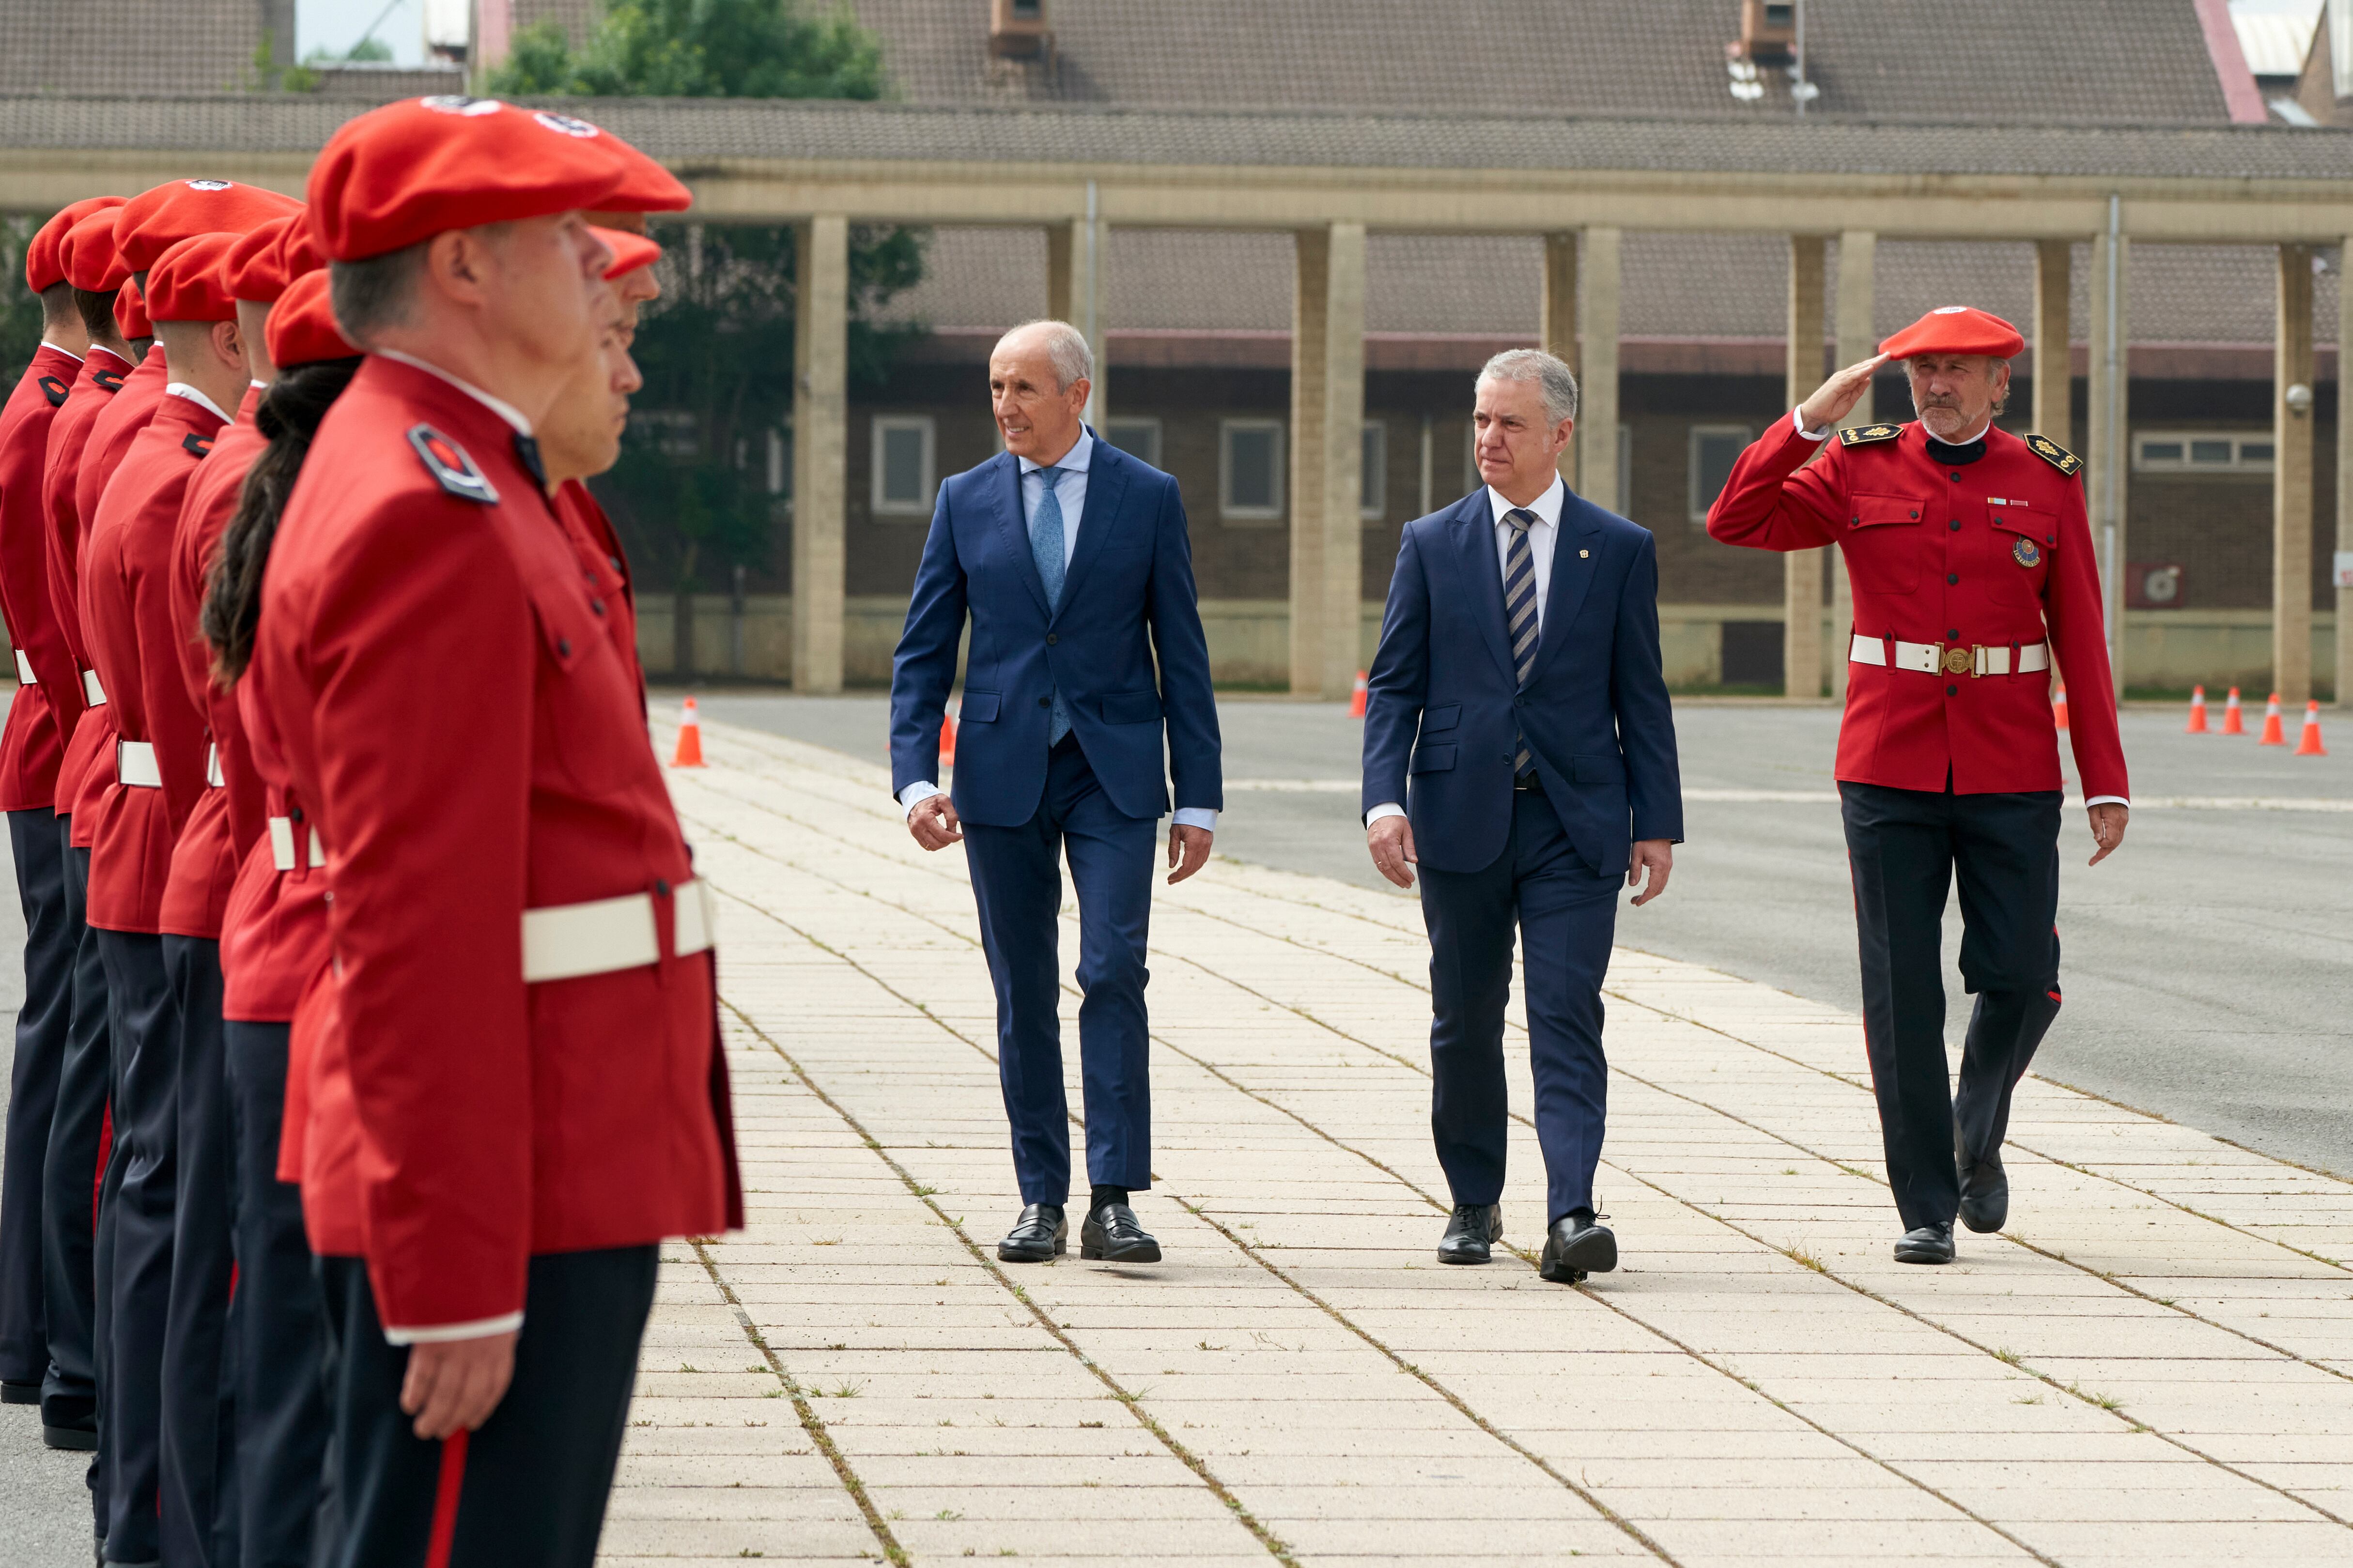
top-left (115, 179), bottom-right (305, 275)
top-left (26, 197), bottom-right (126, 292)
top-left (1880, 306), bottom-right (2026, 361)
top-left (590, 226), bottom-right (662, 280)
top-left (114, 280), bottom-right (151, 340)
top-left (265, 270), bottom-right (356, 369)
top-left (277, 220), bottom-right (325, 285)
top-left (225, 215), bottom-right (303, 303)
top-left (61, 208), bottom-right (131, 293)
top-left (306, 96), bottom-right (688, 263)
top-left (145, 232), bottom-right (241, 323)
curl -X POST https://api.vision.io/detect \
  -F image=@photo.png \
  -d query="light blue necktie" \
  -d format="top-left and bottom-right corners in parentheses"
top-left (1030, 465), bottom-right (1072, 746)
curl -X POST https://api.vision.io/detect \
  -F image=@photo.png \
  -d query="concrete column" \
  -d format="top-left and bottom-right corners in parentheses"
top-left (2276, 243), bottom-right (2317, 707)
top-left (1542, 233), bottom-right (1578, 488)
top-left (2032, 241), bottom-right (2072, 443)
top-left (1287, 224), bottom-right (1366, 697)
top-left (791, 215), bottom-right (848, 694)
top-left (1046, 209), bottom-right (1107, 422)
top-left (1830, 230), bottom-right (1876, 699)
top-left (1784, 235), bottom-right (1827, 698)
top-left (1579, 227), bottom-right (1621, 511)
top-left (2340, 233), bottom-right (2352, 707)
top-left (2088, 229), bottom-right (2130, 698)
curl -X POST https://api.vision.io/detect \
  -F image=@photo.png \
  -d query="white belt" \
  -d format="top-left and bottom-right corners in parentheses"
top-left (266, 816), bottom-right (325, 872)
top-left (205, 743), bottom-right (223, 788)
top-left (81, 669), bottom-right (105, 706)
top-left (1849, 635), bottom-right (2049, 679)
top-left (521, 877), bottom-right (716, 984)
top-left (116, 739), bottom-right (160, 788)
top-left (14, 651), bottom-right (34, 684)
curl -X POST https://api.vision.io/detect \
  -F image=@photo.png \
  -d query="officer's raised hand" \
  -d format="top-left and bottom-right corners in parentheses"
top-left (1797, 353), bottom-right (1890, 432)
top-left (2087, 802), bottom-right (2127, 866)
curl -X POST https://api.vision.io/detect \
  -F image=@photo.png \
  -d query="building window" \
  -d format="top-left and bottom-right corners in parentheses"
top-left (1220, 418), bottom-right (1285, 522)
top-left (2133, 431), bottom-right (2275, 473)
top-left (768, 424), bottom-right (792, 503)
top-left (1101, 418), bottom-right (1162, 469)
top-left (1689, 425), bottom-right (1751, 524)
top-left (1361, 420), bottom-right (1387, 520)
top-left (870, 415), bottom-right (936, 515)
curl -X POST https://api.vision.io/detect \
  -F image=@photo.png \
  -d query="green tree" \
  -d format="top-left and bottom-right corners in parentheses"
top-left (0, 217), bottom-right (49, 386)
top-left (490, 0), bottom-right (885, 99)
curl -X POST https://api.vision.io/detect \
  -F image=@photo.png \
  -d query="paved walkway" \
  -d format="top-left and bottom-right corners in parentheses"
top-left (615, 714), bottom-right (2353, 1567)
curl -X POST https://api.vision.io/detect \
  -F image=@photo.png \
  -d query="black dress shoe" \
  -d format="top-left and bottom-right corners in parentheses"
top-left (1539, 1213), bottom-right (1617, 1283)
top-left (1080, 1201), bottom-right (1161, 1263)
top-left (1958, 1150), bottom-right (2009, 1234)
top-left (1437, 1203), bottom-right (1502, 1265)
top-left (997, 1203), bottom-right (1066, 1263)
top-left (45, 1411), bottom-right (98, 1451)
top-left (0, 1379), bottom-right (37, 1405)
top-left (1894, 1223), bottom-right (1956, 1264)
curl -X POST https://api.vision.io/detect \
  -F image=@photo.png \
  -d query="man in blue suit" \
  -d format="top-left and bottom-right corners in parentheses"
top-left (1361, 349), bottom-right (1683, 1284)
top-left (891, 320), bottom-right (1222, 1266)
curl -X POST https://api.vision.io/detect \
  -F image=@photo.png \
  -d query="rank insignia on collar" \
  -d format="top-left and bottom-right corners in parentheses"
top-left (181, 432), bottom-right (214, 459)
top-left (2012, 537), bottom-right (2041, 568)
top-left (38, 375), bottom-right (69, 408)
top-left (2025, 433), bottom-right (2083, 476)
top-left (407, 424), bottom-right (499, 505)
top-left (1837, 423), bottom-right (1904, 446)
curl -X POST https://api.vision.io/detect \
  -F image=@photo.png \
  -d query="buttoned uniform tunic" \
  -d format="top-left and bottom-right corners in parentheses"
top-left (1705, 415), bottom-right (2128, 802)
top-left (552, 479), bottom-right (643, 698)
top-left (251, 355), bottom-right (740, 1340)
top-left (42, 346), bottom-right (134, 845)
top-left (0, 344), bottom-right (90, 809)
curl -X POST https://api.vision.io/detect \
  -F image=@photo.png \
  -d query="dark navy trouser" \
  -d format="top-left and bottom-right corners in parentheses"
top-left (161, 934), bottom-right (237, 1568)
top-left (960, 735), bottom-right (1157, 1206)
top-left (225, 1020), bottom-right (332, 1568)
top-left (1417, 786), bottom-right (1620, 1227)
top-left (318, 1246), bottom-right (655, 1568)
top-left (45, 832), bottom-right (108, 1503)
top-left (1, 807), bottom-right (74, 1390)
top-left (1840, 781), bottom-right (2063, 1233)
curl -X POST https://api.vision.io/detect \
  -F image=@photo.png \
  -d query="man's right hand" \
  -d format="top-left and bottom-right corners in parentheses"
top-left (1367, 815), bottom-right (1418, 889)
top-left (908, 790), bottom-right (962, 851)
top-left (1797, 353), bottom-right (1890, 433)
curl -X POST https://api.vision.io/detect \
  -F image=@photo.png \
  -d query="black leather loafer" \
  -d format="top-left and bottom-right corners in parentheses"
top-left (1080, 1201), bottom-right (1161, 1263)
top-left (0, 1379), bottom-right (37, 1405)
top-left (1539, 1213), bottom-right (1617, 1283)
top-left (45, 1416), bottom-right (98, 1451)
top-left (1958, 1150), bottom-right (2009, 1234)
top-left (997, 1203), bottom-right (1066, 1263)
top-left (1894, 1223), bottom-right (1956, 1264)
top-left (1437, 1203), bottom-right (1502, 1264)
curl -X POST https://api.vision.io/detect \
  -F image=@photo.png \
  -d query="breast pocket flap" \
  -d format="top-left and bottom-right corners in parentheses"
top-left (1420, 704), bottom-right (1461, 734)
top-left (1851, 492), bottom-right (1928, 528)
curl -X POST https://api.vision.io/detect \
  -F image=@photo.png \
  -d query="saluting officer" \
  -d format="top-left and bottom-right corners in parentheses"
top-left (1708, 306), bottom-right (2129, 1265)
top-left (251, 97), bottom-right (738, 1564)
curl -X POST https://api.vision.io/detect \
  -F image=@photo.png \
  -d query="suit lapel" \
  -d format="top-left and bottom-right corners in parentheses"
top-left (990, 451), bottom-right (1052, 619)
top-left (1526, 488), bottom-right (1605, 684)
top-left (1447, 492), bottom-right (1518, 686)
top-left (1053, 430), bottom-right (1128, 622)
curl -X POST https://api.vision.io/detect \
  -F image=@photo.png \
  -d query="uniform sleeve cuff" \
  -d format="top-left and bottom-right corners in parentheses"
top-left (1364, 801), bottom-right (1407, 826)
top-left (1793, 407), bottom-right (1833, 442)
top-left (2083, 795), bottom-right (2130, 810)
top-left (382, 1310), bottom-right (524, 1346)
top-left (898, 781), bottom-right (943, 817)
top-left (1172, 807), bottom-right (1217, 830)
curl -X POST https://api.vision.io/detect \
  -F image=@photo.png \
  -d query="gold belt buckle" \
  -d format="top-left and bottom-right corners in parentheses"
top-left (1942, 646), bottom-right (1974, 676)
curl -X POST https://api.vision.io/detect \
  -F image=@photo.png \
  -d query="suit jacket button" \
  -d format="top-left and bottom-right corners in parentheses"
top-left (1037, 696), bottom-right (1051, 707)
top-left (1046, 633), bottom-right (1058, 645)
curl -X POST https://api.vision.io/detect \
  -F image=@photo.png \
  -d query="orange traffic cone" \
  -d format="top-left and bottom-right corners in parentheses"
top-left (1349, 670), bottom-right (1369, 718)
top-left (670, 695), bottom-right (705, 767)
top-left (2295, 700), bottom-right (2328, 756)
top-left (2221, 686), bottom-right (2245, 735)
top-left (2258, 692), bottom-right (2287, 746)
top-left (2183, 685), bottom-right (2208, 734)
top-left (939, 702), bottom-right (958, 767)
top-left (2051, 685), bottom-right (2069, 731)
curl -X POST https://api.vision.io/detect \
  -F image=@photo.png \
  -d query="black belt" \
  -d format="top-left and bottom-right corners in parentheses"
top-left (1513, 770), bottom-right (1541, 791)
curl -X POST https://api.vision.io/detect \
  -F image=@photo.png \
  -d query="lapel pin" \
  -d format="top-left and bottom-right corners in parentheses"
top-left (1579, 549), bottom-right (1589, 559)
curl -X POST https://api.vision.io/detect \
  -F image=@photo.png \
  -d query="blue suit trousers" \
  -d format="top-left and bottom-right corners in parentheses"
top-left (1418, 788), bottom-right (1617, 1226)
top-left (960, 738), bottom-right (1155, 1204)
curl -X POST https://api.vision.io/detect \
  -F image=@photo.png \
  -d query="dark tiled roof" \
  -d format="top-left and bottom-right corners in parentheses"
top-left (0, 0), bottom-right (267, 97)
top-left (5, 94), bottom-right (2351, 180)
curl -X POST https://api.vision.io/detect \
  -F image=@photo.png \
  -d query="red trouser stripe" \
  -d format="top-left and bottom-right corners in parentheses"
top-left (92, 1102), bottom-right (111, 1232)
top-left (427, 1428), bottom-right (469, 1568)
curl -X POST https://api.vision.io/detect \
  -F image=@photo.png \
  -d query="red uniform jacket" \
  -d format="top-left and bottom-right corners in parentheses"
top-left (1707, 417), bottom-right (2129, 801)
top-left (252, 356), bottom-right (739, 1336)
top-left (79, 391), bottom-right (223, 934)
top-left (0, 345), bottom-right (87, 810)
top-left (42, 346), bottom-right (132, 838)
top-left (221, 673), bottom-right (328, 1027)
top-left (553, 480), bottom-right (643, 697)
top-left (161, 387), bottom-right (267, 940)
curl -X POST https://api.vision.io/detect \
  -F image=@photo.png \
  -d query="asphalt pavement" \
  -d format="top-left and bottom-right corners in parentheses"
top-left (691, 688), bottom-right (2353, 1178)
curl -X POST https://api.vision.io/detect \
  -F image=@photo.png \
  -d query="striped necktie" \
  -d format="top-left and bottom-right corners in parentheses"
top-left (1503, 507), bottom-right (1539, 775)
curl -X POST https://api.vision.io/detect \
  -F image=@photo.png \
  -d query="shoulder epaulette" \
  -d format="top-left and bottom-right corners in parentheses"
top-left (1837, 423), bottom-right (1904, 447)
top-left (38, 375), bottom-right (69, 409)
top-left (91, 370), bottom-right (124, 394)
top-left (181, 432), bottom-right (213, 459)
top-left (407, 423), bottom-right (499, 505)
top-left (2023, 433), bottom-right (2083, 476)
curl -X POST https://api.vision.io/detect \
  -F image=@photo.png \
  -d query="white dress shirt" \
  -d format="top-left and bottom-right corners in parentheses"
top-left (376, 347), bottom-right (534, 435)
top-left (900, 428), bottom-right (1215, 831)
top-left (164, 382), bottom-right (232, 423)
top-left (1366, 477), bottom-right (1568, 826)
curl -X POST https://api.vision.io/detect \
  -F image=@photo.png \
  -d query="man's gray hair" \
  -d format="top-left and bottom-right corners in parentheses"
top-left (998, 319), bottom-right (1094, 393)
top-left (327, 243), bottom-right (428, 349)
top-left (1477, 348), bottom-right (1579, 426)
